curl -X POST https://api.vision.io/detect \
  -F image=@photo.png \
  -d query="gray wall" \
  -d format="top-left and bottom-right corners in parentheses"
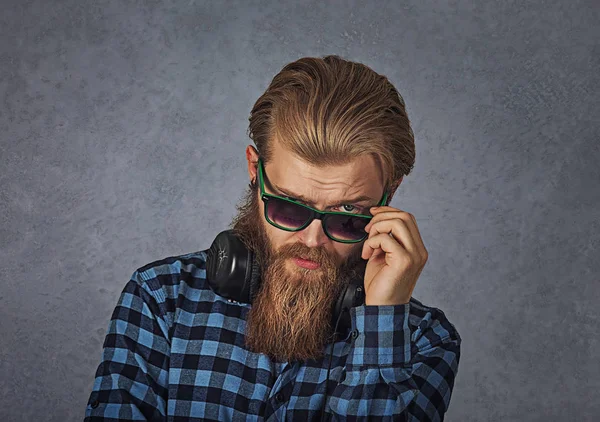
top-left (1, 1), bottom-right (598, 421)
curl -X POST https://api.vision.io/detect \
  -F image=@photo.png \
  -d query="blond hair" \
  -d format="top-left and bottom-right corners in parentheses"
top-left (247, 55), bottom-right (415, 203)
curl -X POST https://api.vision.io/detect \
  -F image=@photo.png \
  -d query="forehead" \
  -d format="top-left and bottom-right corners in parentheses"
top-left (263, 141), bottom-right (384, 205)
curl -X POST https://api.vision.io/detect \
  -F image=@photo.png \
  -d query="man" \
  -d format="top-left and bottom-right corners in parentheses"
top-left (85, 55), bottom-right (461, 421)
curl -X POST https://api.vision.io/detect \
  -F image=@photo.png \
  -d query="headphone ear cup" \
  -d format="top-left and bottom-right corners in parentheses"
top-left (206, 230), bottom-right (257, 303)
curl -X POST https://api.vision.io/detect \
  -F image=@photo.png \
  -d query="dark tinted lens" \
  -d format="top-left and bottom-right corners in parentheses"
top-left (326, 214), bottom-right (370, 241)
top-left (266, 197), bottom-right (312, 229)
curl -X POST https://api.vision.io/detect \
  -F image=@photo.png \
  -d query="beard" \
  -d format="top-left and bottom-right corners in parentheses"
top-left (229, 179), bottom-right (366, 363)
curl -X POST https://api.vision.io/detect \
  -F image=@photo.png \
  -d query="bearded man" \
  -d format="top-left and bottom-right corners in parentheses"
top-left (85, 55), bottom-right (461, 421)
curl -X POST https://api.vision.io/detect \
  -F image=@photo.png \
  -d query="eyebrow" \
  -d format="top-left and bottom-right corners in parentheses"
top-left (272, 184), bottom-right (374, 208)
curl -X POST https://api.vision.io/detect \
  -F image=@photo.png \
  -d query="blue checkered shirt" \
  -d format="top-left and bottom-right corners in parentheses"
top-left (84, 250), bottom-right (461, 421)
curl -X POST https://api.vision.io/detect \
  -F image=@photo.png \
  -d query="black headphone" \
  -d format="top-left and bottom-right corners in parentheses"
top-left (205, 229), bottom-right (366, 338)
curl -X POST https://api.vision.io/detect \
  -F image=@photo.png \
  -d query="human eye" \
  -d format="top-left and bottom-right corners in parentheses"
top-left (337, 204), bottom-right (364, 214)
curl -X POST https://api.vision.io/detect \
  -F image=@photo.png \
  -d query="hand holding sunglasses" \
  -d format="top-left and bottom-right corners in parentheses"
top-left (361, 206), bottom-right (429, 306)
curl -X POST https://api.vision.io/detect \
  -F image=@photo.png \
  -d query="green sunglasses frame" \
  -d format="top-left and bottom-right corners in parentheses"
top-left (257, 158), bottom-right (389, 244)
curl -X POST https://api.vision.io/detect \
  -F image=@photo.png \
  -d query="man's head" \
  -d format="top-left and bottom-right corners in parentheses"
top-left (228, 55), bottom-right (415, 363)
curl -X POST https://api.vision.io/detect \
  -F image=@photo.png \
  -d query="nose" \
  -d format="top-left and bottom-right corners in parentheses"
top-left (296, 218), bottom-right (329, 249)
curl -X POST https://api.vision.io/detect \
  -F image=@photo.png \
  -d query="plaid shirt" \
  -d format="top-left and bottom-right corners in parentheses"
top-left (84, 250), bottom-right (461, 421)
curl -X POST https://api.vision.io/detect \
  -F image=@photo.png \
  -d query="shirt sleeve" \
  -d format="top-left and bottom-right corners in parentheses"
top-left (84, 271), bottom-right (171, 421)
top-left (326, 303), bottom-right (461, 421)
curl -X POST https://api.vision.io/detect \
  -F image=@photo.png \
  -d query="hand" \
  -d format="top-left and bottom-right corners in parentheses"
top-left (361, 206), bottom-right (429, 306)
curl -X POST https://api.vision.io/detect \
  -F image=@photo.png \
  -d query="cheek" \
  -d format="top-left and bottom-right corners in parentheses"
top-left (332, 244), bottom-right (357, 265)
top-left (263, 221), bottom-right (290, 250)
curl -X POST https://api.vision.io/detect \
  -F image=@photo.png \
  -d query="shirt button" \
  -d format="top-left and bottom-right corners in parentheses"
top-left (91, 400), bottom-right (99, 409)
top-left (275, 392), bottom-right (285, 403)
top-left (351, 329), bottom-right (359, 339)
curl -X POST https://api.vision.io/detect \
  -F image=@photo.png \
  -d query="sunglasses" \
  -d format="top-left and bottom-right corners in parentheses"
top-left (257, 158), bottom-right (388, 243)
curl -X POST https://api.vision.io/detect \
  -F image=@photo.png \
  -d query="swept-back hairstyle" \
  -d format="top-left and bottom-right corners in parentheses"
top-left (247, 54), bottom-right (415, 203)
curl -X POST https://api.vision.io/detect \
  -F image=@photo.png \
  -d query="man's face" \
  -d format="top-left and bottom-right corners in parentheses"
top-left (229, 140), bottom-right (385, 362)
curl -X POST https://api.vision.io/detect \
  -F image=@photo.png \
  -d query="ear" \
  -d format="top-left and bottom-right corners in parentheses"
top-left (246, 145), bottom-right (259, 182)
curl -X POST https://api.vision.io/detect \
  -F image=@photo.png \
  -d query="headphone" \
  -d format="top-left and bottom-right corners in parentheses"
top-left (205, 229), bottom-right (366, 338)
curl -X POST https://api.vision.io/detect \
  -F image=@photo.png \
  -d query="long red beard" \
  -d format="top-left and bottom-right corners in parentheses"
top-left (229, 180), bottom-right (364, 362)
top-left (244, 250), bottom-right (343, 362)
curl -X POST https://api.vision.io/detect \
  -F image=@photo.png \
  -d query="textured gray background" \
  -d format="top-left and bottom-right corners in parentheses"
top-left (1, 0), bottom-right (598, 421)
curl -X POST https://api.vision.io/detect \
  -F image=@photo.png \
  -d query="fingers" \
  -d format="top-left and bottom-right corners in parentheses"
top-left (364, 208), bottom-right (428, 262)
top-left (362, 229), bottom-right (411, 264)
top-left (364, 218), bottom-right (417, 256)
